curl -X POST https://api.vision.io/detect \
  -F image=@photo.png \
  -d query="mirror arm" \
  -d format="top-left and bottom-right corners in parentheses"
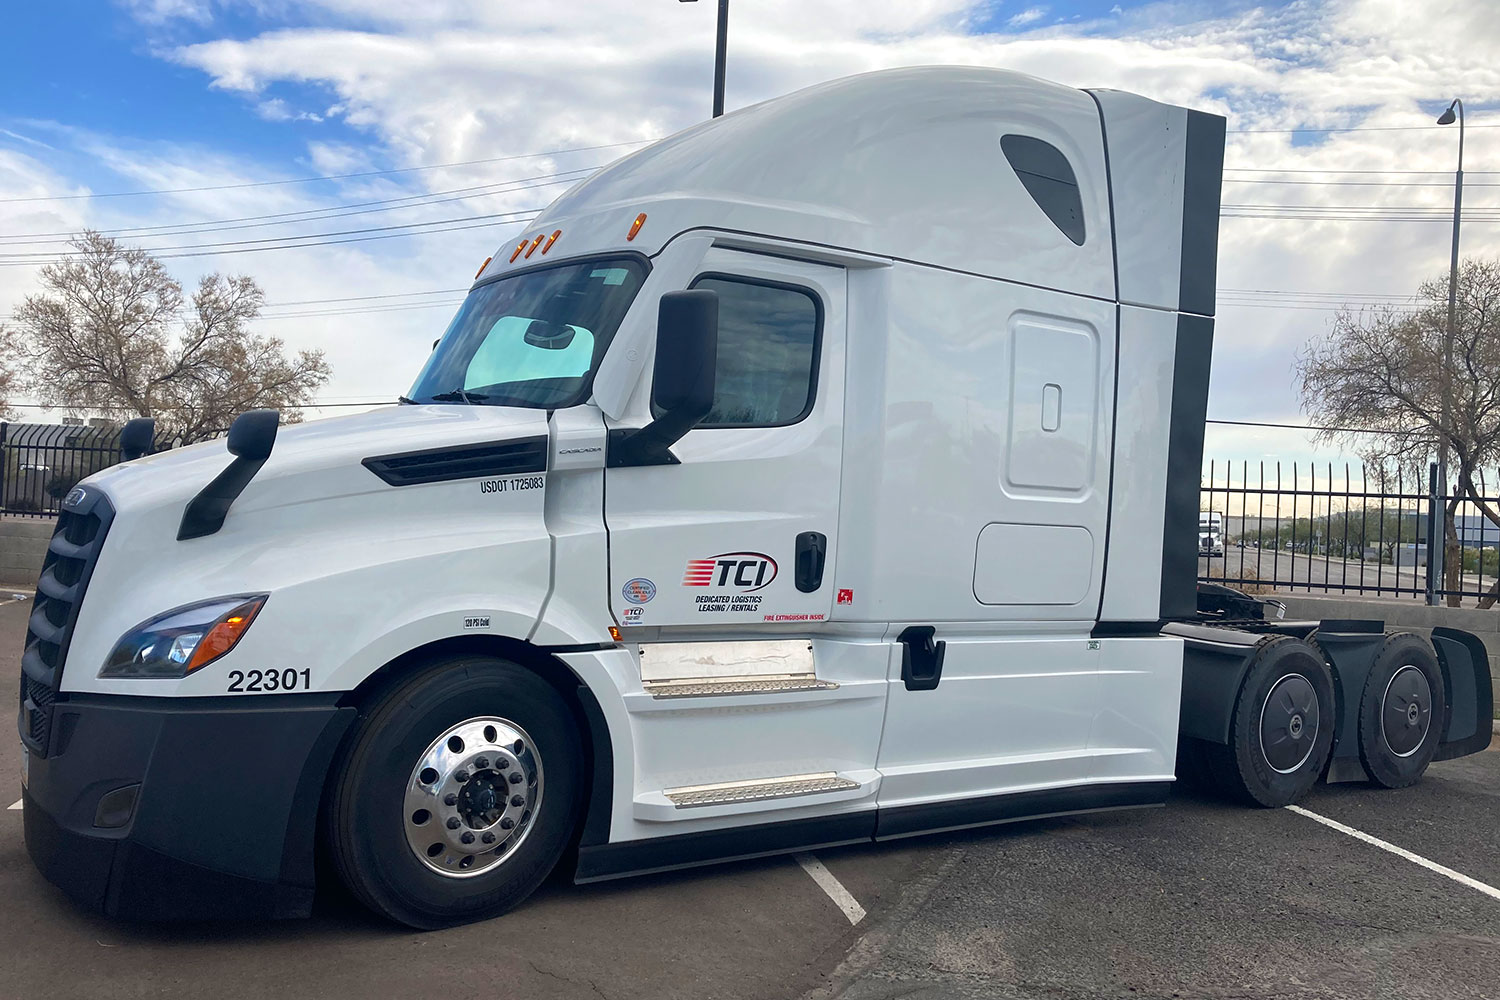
top-left (606, 403), bottom-right (710, 468)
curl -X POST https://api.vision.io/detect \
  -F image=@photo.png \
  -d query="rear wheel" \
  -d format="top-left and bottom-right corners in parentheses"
top-left (326, 655), bottom-right (583, 928)
top-left (1358, 633), bottom-right (1445, 789)
top-left (1205, 636), bottom-right (1335, 807)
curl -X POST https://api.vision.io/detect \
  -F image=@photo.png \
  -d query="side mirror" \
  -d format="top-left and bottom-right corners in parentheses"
top-left (227, 408), bottom-right (280, 461)
top-left (119, 417), bottom-right (155, 462)
top-left (609, 290), bottom-right (718, 467)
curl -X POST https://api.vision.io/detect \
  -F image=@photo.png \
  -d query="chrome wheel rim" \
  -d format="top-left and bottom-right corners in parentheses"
top-left (403, 717), bottom-right (543, 878)
top-left (1380, 665), bottom-right (1432, 759)
top-left (1259, 673), bottom-right (1319, 774)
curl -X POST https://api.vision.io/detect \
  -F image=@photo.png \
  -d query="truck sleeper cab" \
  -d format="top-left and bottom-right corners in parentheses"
top-left (20, 67), bottom-right (1493, 928)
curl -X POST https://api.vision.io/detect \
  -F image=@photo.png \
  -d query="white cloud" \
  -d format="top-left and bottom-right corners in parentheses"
top-left (5, 0), bottom-right (1498, 465)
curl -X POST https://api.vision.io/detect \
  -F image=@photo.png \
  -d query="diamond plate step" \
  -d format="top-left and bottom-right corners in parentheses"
top-left (663, 772), bottom-right (860, 808)
top-left (641, 673), bottom-right (839, 699)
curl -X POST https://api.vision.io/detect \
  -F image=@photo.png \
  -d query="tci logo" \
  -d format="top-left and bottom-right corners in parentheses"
top-left (682, 552), bottom-right (779, 591)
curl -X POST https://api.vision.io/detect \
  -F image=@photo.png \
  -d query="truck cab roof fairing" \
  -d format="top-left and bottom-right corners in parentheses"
top-left (513, 67), bottom-right (1115, 301)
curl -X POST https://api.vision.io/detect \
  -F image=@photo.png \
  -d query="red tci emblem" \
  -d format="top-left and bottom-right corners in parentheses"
top-left (682, 552), bottom-right (779, 591)
top-left (836, 588), bottom-right (854, 605)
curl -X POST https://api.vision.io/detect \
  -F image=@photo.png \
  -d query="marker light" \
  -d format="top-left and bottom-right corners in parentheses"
top-left (608, 625), bottom-right (623, 642)
top-left (508, 239), bottom-right (529, 263)
top-left (524, 233), bottom-right (547, 258)
top-left (100, 595), bottom-right (268, 679)
top-left (627, 213), bottom-right (647, 241)
top-left (474, 256), bottom-right (492, 279)
top-left (541, 230), bottom-right (562, 254)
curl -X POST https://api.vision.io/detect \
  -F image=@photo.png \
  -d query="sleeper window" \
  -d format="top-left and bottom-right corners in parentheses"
top-left (688, 275), bottom-right (821, 427)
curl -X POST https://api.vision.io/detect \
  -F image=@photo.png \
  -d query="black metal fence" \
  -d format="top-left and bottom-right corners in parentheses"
top-left (1199, 460), bottom-right (1500, 605)
top-left (0, 423), bottom-right (131, 517)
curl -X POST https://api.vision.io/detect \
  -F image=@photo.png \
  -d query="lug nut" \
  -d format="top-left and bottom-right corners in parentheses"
top-left (495, 759), bottom-right (509, 770)
top-left (511, 794), bottom-right (525, 807)
top-left (482, 832), bottom-right (496, 844)
top-left (444, 793), bottom-right (458, 806)
top-left (447, 817), bottom-right (462, 830)
top-left (500, 817), bottom-right (515, 830)
top-left (475, 757), bottom-right (489, 769)
top-left (455, 769), bottom-right (470, 783)
top-left (509, 771), bottom-right (523, 784)
top-left (460, 832), bottom-right (475, 845)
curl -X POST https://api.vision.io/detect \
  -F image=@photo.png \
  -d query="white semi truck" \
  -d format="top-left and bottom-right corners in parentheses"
top-left (20, 68), bottom-right (1493, 928)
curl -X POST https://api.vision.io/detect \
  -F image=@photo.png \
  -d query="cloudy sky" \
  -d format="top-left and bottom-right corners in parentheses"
top-left (2, 0), bottom-right (1497, 478)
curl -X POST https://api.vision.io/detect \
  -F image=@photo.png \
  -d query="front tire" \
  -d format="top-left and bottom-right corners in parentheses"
top-left (1358, 633), bottom-right (1445, 789)
top-left (1205, 636), bottom-right (1336, 807)
top-left (326, 655), bottom-right (583, 928)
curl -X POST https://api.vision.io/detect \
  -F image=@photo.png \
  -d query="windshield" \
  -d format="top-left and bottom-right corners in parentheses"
top-left (409, 255), bottom-right (648, 408)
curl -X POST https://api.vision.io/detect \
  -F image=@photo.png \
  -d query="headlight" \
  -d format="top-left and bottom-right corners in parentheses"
top-left (100, 595), bottom-right (267, 679)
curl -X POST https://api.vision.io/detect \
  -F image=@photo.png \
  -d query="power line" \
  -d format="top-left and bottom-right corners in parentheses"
top-left (0, 140), bottom-right (647, 204)
top-left (1226, 123), bottom-right (1500, 134)
top-left (0, 168), bottom-right (597, 245)
top-left (0, 212), bottom-right (543, 267)
top-left (1224, 167), bottom-right (1498, 176)
top-left (1207, 418), bottom-right (1394, 435)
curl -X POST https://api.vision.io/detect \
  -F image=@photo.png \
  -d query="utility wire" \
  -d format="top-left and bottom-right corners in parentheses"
top-left (0, 168), bottom-right (597, 245)
top-left (0, 140), bottom-right (647, 204)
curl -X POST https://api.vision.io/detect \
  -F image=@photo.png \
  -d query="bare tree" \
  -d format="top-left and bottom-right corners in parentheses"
top-left (1297, 258), bottom-right (1500, 606)
top-left (0, 326), bottom-right (21, 418)
top-left (4, 230), bottom-right (331, 443)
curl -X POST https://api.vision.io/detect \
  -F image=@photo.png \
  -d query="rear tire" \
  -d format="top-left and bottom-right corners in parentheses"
top-left (1205, 636), bottom-right (1335, 807)
top-left (326, 655), bottom-right (583, 928)
top-left (1358, 633), bottom-right (1445, 789)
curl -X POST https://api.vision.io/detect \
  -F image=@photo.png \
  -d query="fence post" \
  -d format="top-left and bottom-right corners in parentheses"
top-left (1426, 461), bottom-right (1442, 606)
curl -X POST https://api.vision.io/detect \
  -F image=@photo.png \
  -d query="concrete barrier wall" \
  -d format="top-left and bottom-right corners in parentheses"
top-left (0, 517), bottom-right (52, 587)
top-left (1277, 594), bottom-right (1500, 704)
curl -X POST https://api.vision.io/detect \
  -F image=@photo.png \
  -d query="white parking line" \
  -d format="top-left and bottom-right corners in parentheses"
top-left (7, 799), bottom-right (21, 811)
top-left (1287, 804), bottom-right (1500, 903)
top-left (794, 853), bottom-right (866, 925)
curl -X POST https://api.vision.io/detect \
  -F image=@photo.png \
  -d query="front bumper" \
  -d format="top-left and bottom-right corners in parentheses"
top-left (22, 692), bottom-right (354, 920)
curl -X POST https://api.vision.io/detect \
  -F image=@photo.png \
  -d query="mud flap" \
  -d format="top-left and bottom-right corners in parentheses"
top-left (1431, 626), bottom-right (1494, 762)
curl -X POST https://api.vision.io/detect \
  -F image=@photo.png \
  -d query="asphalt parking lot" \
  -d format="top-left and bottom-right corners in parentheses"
top-left (2, 595), bottom-right (1497, 1000)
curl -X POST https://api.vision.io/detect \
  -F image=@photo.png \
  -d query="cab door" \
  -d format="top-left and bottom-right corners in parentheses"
top-left (600, 248), bottom-right (884, 843)
top-left (605, 249), bottom-right (845, 631)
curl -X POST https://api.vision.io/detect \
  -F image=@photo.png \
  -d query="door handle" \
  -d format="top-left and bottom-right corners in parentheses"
top-left (795, 531), bottom-right (826, 593)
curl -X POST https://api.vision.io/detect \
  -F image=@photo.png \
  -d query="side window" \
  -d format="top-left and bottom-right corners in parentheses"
top-left (1001, 134), bottom-right (1086, 246)
top-left (687, 275), bottom-right (821, 427)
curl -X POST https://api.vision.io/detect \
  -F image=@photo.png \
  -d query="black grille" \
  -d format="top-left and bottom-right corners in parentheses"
top-left (362, 436), bottom-right (548, 487)
top-left (19, 488), bottom-right (113, 756)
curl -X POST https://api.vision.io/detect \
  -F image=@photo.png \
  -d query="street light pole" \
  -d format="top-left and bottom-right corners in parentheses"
top-left (1433, 98), bottom-right (1464, 605)
top-left (712, 0), bottom-right (728, 118)
top-left (680, 0), bottom-right (729, 118)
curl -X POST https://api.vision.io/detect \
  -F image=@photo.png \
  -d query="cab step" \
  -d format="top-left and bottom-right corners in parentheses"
top-left (663, 772), bottom-right (860, 808)
top-left (641, 673), bottom-right (839, 699)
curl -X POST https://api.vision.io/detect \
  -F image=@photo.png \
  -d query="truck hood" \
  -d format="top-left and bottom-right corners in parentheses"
top-left (86, 404), bottom-right (552, 518)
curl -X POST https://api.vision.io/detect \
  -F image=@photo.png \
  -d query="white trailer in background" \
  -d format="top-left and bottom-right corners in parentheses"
top-left (20, 67), bottom-right (1492, 928)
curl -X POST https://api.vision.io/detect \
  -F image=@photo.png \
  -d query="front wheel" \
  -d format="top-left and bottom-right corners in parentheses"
top-left (325, 655), bottom-right (583, 928)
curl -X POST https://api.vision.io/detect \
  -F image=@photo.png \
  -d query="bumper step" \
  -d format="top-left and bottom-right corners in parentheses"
top-left (641, 673), bottom-right (838, 699)
top-left (663, 772), bottom-right (860, 808)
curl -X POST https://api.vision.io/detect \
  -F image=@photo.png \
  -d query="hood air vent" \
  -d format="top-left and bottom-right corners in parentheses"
top-left (362, 437), bottom-right (548, 487)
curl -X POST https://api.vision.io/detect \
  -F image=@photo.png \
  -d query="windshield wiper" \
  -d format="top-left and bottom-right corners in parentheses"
top-left (397, 395), bottom-right (418, 405)
top-left (427, 388), bottom-right (491, 404)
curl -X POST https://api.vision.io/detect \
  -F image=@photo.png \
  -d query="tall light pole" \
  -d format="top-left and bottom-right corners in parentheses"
top-left (679, 0), bottom-right (729, 118)
top-left (1432, 98), bottom-right (1464, 604)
